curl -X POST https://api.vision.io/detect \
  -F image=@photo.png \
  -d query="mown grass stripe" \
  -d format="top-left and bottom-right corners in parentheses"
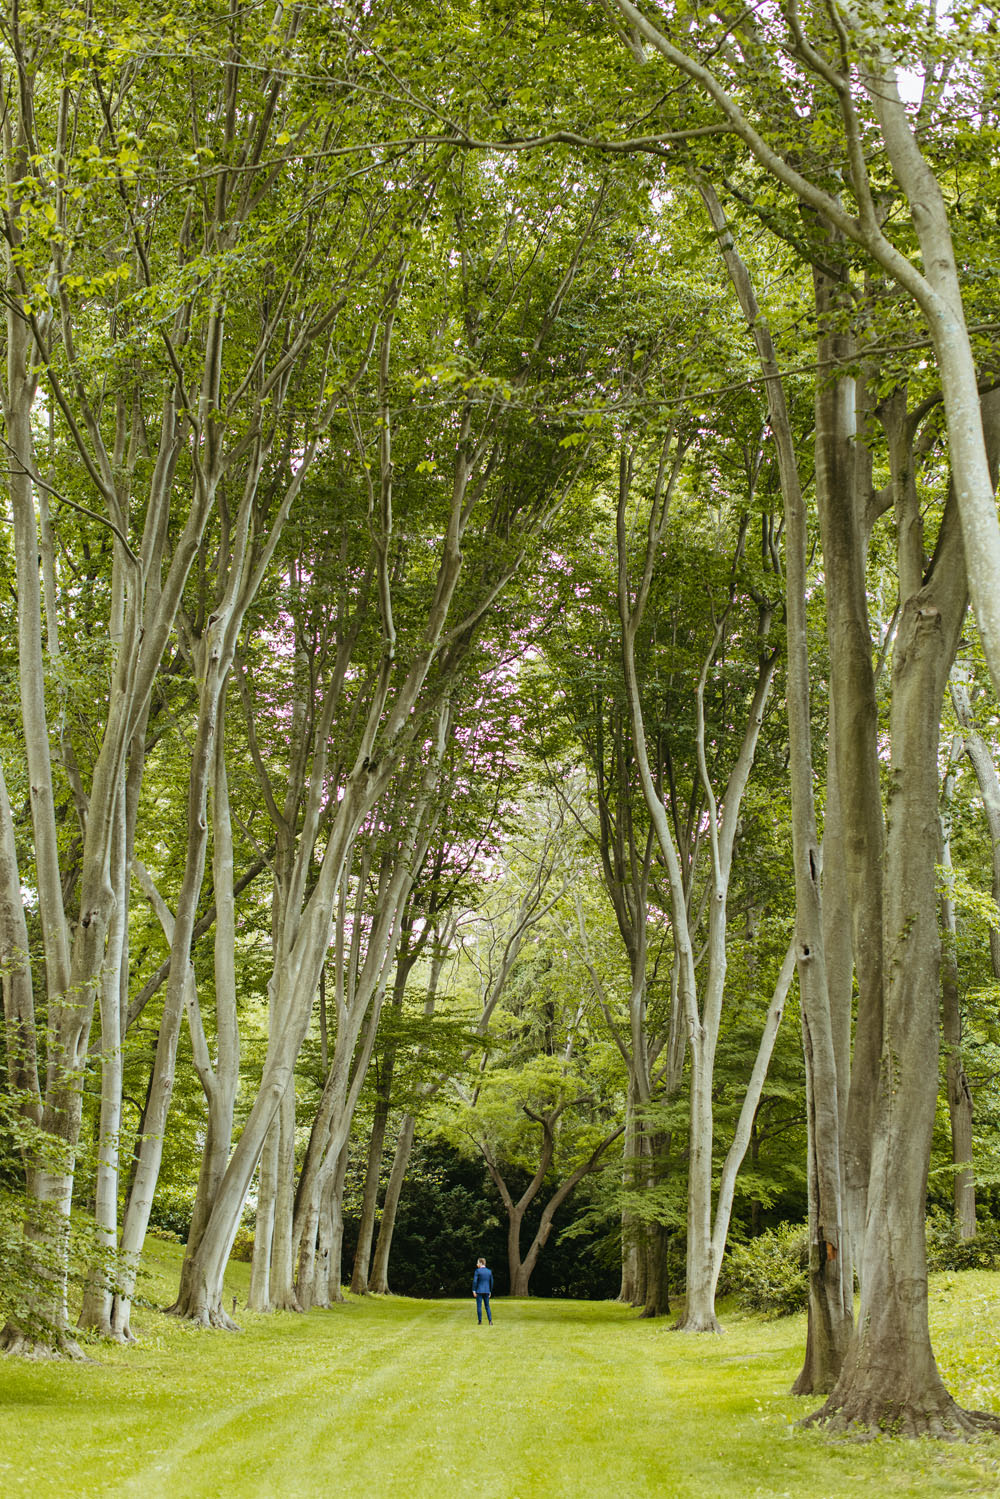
top-left (3, 1248), bottom-right (1000, 1498)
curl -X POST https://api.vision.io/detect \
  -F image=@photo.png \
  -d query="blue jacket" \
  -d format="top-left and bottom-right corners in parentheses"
top-left (472, 1266), bottom-right (493, 1294)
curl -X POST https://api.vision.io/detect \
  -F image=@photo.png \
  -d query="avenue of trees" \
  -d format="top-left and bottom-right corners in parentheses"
top-left (3, 0), bottom-right (1000, 1443)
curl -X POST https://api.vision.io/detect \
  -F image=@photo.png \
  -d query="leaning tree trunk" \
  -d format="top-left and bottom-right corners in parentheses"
top-left (350, 1095), bottom-right (392, 1296)
top-left (174, 730), bottom-right (243, 1310)
top-left (351, 949), bottom-right (414, 1295)
top-left (369, 1114), bottom-right (417, 1294)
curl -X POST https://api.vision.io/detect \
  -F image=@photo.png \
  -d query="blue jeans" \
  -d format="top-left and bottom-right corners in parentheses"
top-left (475, 1292), bottom-right (492, 1324)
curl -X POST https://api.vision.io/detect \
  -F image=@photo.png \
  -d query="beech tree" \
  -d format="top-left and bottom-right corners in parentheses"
top-left (4, 8), bottom-right (1000, 1459)
top-left (0, 0), bottom-right (402, 1346)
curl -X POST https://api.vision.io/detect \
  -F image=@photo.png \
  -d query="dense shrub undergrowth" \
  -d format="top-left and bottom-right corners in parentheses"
top-left (925, 1208), bottom-right (1000, 1272)
top-left (718, 1223), bottom-right (809, 1316)
top-left (715, 1210), bottom-right (1000, 1319)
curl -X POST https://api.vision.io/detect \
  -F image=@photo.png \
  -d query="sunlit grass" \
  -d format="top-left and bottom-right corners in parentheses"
top-left (3, 1243), bottom-right (1000, 1498)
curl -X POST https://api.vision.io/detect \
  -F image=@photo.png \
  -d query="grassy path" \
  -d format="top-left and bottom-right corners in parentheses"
top-left (3, 1248), bottom-right (1000, 1498)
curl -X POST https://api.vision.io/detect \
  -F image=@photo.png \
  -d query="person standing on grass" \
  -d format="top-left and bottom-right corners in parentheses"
top-left (472, 1257), bottom-right (493, 1325)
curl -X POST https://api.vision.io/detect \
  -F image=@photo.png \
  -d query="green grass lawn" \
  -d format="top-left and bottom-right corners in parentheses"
top-left (3, 1243), bottom-right (1000, 1498)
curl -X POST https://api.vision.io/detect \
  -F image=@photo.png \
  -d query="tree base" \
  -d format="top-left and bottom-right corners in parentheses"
top-left (804, 1391), bottom-right (1000, 1440)
top-left (273, 1292), bottom-right (303, 1314)
top-left (791, 1366), bottom-right (830, 1398)
top-left (78, 1311), bottom-right (133, 1346)
top-left (82, 1326), bottom-right (132, 1346)
top-left (0, 1325), bottom-right (90, 1360)
top-left (672, 1312), bottom-right (722, 1334)
top-left (165, 1297), bottom-right (241, 1331)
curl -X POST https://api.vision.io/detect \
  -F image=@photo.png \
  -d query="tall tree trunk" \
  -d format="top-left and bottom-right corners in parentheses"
top-left (693, 182), bottom-right (852, 1373)
top-left (268, 1083), bottom-right (301, 1311)
top-left (783, 264), bottom-right (853, 1391)
top-left (641, 1139), bottom-right (671, 1319)
top-left (113, 653), bottom-right (229, 1337)
top-left (173, 730), bottom-right (243, 1309)
top-left (810, 499), bottom-right (983, 1434)
top-left (618, 1084), bottom-right (643, 1305)
top-left (351, 953), bottom-right (412, 1295)
top-left (810, 267), bottom-right (885, 1287)
top-left (939, 729), bottom-right (976, 1240)
top-left (249, 1120), bottom-right (280, 1313)
top-left (324, 1144), bottom-right (351, 1305)
top-left (78, 800), bottom-right (128, 1336)
top-left (350, 1095), bottom-right (392, 1295)
top-left (369, 1114), bottom-right (417, 1295)
top-left (951, 679), bottom-right (1000, 982)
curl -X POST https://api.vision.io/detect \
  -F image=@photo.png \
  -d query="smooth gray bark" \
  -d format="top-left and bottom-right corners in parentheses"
top-left (939, 729), bottom-right (976, 1240)
top-left (369, 1115), bottom-right (417, 1296)
top-left (698, 181), bottom-right (852, 1382)
top-left (951, 680), bottom-right (1000, 982)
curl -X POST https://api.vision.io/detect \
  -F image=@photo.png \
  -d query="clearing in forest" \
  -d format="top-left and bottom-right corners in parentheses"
top-left (2, 1247), bottom-right (1000, 1499)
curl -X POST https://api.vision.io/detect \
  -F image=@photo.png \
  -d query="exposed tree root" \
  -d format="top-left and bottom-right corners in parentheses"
top-left (273, 1292), bottom-right (303, 1313)
top-left (165, 1298), bottom-right (242, 1331)
top-left (0, 1325), bottom-right (90, 1361)
top-left (672, 1313), bottom-right (722, 1334)
top-left (791, 1368), bottom-right (835, 1398)
top-left (803, 1391), bottom-right (1000, 1441)
top-left (791, 1347), bottom-right (842, 1398)
top-left (77, 1315), bottom-right (132, 1346)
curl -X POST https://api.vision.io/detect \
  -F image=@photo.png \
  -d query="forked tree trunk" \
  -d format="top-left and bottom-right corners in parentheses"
top-left (508, 1208), bottom-right (531, 1297)
top-left (490, 1122), bottom-right (625, 1301)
